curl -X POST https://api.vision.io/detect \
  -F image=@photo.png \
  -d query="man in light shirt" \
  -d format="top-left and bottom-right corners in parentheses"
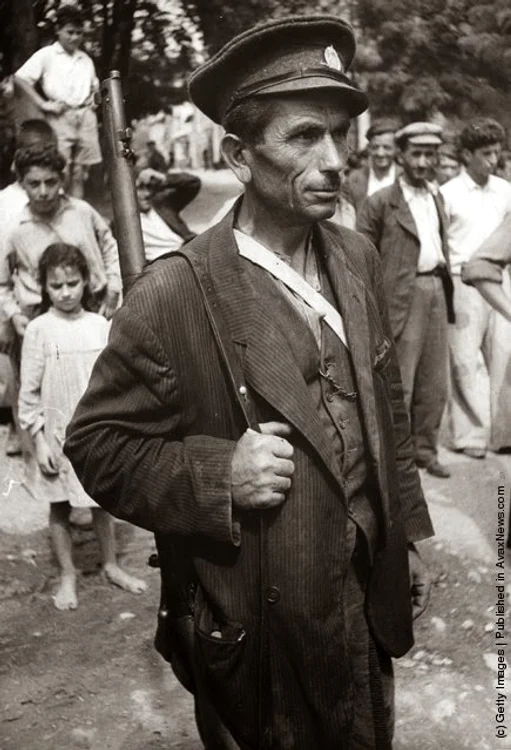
top-left (441, 117), bottom-right (511, 457)
top-left (15, 6), bottom-right (101, 199)
top-left (344, 118), bottom-right (399, 216)
top-left (135, 167), bottom-right (201, 263)
top-left (357, 122), bottom-right (454, 478)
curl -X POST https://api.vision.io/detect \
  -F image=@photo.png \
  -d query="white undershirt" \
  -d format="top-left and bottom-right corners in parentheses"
top-left (367, 163), bottom-right (396, 197)
top-left (400, 179), bottom-right (444, 272)
top-left (140, 208), bottom-right (183, 262)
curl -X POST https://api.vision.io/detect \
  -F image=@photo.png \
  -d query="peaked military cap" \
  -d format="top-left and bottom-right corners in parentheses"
top-left (395, 122), bottom-right (443, 147)
top-left (188, 15), bottom-right (368, 124)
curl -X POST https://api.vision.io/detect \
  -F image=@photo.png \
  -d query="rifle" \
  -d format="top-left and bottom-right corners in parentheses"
top-left (100, 70), bottom-right (145, 293)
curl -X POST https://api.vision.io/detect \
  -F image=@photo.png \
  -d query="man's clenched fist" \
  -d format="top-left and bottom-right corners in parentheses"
top-left (231, 422), bottom-right (295, 510)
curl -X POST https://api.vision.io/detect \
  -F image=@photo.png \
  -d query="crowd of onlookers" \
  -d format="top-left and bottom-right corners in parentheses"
top-left (3, 1), bottom-right (511, 608)
top-left (341, 115), bottom-right (511, 482)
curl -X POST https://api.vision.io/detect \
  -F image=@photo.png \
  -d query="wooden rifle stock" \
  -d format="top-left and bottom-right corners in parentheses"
top-left (101, 71), bottom-right (145, 293)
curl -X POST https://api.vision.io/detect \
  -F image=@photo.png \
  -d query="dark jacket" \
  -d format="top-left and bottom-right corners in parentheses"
top-left (357, 180), bottom-right (455, 339)
top-left (65, 214), bottom-right (433, 749)
top-left (152, 171), bottom-right (201, 242)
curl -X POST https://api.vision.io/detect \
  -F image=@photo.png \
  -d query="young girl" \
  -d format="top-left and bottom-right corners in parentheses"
top-left (18, 243), bottom-right (146, 610)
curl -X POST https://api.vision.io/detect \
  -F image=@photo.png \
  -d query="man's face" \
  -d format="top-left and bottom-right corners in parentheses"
top-left (242, 92), bottom-right (350, 225)
top-left (437, 155), bottom-right (460, 185)
top-left (21, 166), bottom-right (62, 217)
top-left (464, 142), bottom-right (502, 184)
top-left (57, 23), bottom-right (84, 54)
top-left (368, 132), bottom-right (396, 171)
top-left (400, 143), bottom-right (437, 187)
top-left (136, 183), bottom-right (153, 213)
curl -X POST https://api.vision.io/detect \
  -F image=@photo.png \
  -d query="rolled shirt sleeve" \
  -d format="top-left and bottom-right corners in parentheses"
top-left (461, 212), bottom-right (511, 287)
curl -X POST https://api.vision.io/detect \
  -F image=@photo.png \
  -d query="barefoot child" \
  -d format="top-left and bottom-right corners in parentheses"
top-left (18, 243), bottom-right (146, 610)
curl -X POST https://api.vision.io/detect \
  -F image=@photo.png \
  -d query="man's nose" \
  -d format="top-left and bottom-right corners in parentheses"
top-left (38, 183), bottom-right (48, 197)
top-left (319, 134), bottom-right (344, 172)
top-left (417, 154), bottom-right (428, 168)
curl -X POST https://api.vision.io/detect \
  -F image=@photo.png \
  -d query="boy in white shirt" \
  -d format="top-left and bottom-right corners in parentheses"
top-left (15, 6), bottom-right (101, 199)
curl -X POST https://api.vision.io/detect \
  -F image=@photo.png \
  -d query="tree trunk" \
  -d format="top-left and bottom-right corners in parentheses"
top-left (11, 0), bottom-right (38, 70)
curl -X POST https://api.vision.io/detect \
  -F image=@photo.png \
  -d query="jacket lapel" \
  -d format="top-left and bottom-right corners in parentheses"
top-left (390, 182), bottom-right (419, 241)
top-left (207, 215), bottom-right (345, 489)
top-left (318, 226), bottom-right (382, 474)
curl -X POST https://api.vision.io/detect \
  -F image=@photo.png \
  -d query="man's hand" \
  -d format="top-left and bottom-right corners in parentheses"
top-left (136, 167), bottom-right (166, 187)
top-left (41, 100), bottom-right (67, 115)
top-left (35, 432), bottom-right (59, 476)
top-left (98, 289), bottom-right (120, 320)
top-left (11, 313), bottom-right (29, 337)
top-left (408, 545), bottom-right (432, 620)
top-left (231, 422), bottom-right (295, 510)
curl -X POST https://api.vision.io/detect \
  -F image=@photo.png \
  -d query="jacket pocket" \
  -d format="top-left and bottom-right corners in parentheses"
top-left (194, 592), bottom-right (257, 748)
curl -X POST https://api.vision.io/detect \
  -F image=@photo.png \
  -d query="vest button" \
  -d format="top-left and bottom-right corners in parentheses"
top-left (266, 586), bottom-right (280, 604)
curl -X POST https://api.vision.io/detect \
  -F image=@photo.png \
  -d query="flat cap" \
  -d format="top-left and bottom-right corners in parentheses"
top-left (366, 117), bottom-right (400, 141)
top-left (188, 15), bottom-right (368, 124)
top-left (395, 122), bottom-right (443, 147)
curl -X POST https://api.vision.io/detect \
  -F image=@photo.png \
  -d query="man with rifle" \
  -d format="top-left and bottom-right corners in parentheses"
top-left (66, 16), bottom-right (433, 750)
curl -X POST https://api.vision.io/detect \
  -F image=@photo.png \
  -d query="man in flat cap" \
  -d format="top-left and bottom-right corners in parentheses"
top-left (358, 122), bottom-right (454, 479)
top-left (66, 17), bottom-right (433, 750)
top-left (441, 117), bottom-right (511, 456)
top-left (344, 118), bottom-right (400, 215)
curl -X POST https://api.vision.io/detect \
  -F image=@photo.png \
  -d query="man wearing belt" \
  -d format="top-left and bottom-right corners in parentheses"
top-left (358, 122), bottom-right (454, 478)
top-left (65, 17), bottom-right (433, 749)
top-left (15, 6), bottom-right (102, 199)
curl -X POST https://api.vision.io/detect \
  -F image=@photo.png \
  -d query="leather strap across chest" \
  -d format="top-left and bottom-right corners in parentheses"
top-left (234, 230), bottom-right (349, 349)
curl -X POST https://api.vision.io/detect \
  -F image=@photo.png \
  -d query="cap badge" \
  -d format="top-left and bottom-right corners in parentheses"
top-left (323, 45), bottom-right (342, 72)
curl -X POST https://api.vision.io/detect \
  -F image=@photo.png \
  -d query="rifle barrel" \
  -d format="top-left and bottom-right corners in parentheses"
top-left (101, 71), bottom-right (145, 292)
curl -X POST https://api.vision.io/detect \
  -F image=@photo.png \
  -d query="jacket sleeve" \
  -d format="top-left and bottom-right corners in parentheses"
top-left (366, 239), bottom-right (434, 543)
top-left (356, 195), bottom-right (383, 250)
top-left (64, 301), bottom-right (240, 546)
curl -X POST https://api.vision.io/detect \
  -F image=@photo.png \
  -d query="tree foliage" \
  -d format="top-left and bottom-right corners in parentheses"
top-left (354, 0), bottom-right (511, 130)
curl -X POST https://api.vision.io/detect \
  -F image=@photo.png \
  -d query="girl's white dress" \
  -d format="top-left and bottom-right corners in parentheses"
top-left (18, 307), bottom-right (110, 506)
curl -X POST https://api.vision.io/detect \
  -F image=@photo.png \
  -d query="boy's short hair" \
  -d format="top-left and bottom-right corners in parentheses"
top-left (55, 5), bottom-right (85, 29)
top-left (460, 118), bottom-right (506, 153)
top-left (16, 119), bottom-right (57, 149)
top-left (14, 144), bottom-right (66, 179)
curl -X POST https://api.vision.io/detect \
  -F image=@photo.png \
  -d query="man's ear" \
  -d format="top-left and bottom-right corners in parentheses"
top-left (221, 134), bottom-right (253, 185)
top-left (460, 148), bottom-right (471, 167)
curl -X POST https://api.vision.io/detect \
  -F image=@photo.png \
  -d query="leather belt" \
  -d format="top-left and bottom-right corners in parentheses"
top-left (417, 265), bottom-right (446, 277)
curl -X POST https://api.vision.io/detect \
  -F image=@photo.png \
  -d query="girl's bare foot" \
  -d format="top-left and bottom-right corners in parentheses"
top-left (103, 563), bottom-right (147, 593)
top-left (53, 573), bottom-right (78, 610)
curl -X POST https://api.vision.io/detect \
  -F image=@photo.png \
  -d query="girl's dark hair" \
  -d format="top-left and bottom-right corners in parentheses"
top-left (38, 243), bottom-right (91, 312)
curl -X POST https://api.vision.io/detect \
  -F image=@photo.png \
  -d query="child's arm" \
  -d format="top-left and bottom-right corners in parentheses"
top-left (15, 48), bottom-right (66, 115)
top-left (90, 207), bottom-right (122, 319)
top-left (14, 76), bottom-right (66, 115)
top-left (0, 236), bottom-right (29, 336)
top-left (19, 324), bottom-right (59, 475)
